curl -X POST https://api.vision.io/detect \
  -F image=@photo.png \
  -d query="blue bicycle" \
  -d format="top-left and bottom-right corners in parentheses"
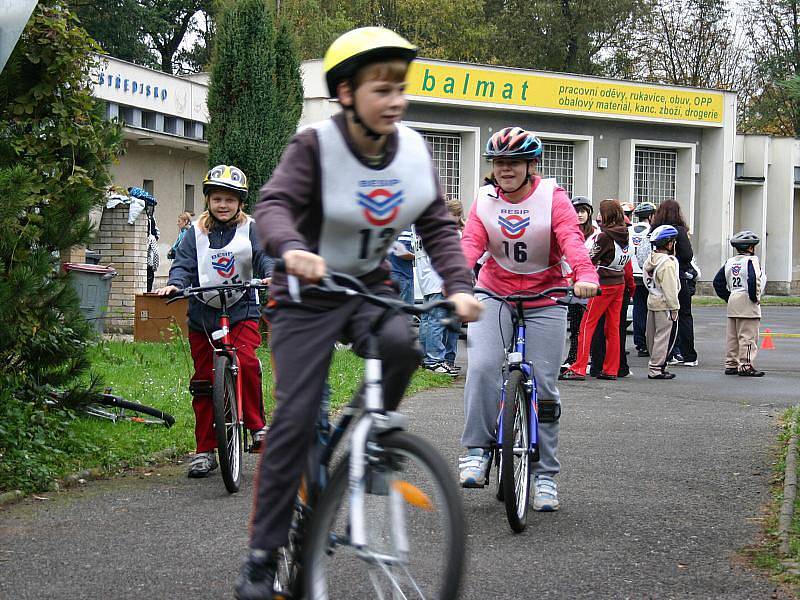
top-left (474, 286), bottom-right (575, 532)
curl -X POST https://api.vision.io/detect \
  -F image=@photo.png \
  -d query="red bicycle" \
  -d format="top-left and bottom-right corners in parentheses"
top-left (167, 280), bottom-right (267, 493)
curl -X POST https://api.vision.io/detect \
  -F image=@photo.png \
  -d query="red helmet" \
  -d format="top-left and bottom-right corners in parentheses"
top-left (484, 127), bottom-right (542, 160)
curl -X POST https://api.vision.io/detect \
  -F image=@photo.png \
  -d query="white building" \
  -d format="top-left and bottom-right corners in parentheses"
top-left (90, 55), bottom-right (799, 294)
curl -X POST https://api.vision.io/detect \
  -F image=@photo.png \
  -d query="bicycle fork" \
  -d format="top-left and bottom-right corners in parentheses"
top-left (348, 355), bottom-right (411, 561)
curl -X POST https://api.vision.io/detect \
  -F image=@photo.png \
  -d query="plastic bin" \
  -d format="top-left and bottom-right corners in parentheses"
top-left (63, 263), bottom-right (117, 333)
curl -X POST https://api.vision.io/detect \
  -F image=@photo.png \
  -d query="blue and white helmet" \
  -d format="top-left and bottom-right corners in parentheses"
top-left (649, 225), bottom-right (679, 247)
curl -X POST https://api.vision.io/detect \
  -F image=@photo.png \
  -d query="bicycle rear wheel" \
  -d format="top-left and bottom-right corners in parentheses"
top-left (501, 370), bottom-right (531, 533)
top-left (91, 395), bottom-right (175, 427)
top-left (213, 354), bottom-right (243, 493)
top-left (304, 430), bottom-right (465, 600)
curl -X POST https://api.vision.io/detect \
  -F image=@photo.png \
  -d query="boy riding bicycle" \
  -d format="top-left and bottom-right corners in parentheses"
top-left (236, 27), bottom-right (483, 599)
top-left (155, 165), bottom-right (272, 477)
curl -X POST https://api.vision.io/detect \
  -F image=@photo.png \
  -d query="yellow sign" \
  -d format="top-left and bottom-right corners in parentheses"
top-left (406, 62), bottom-right (724, 125)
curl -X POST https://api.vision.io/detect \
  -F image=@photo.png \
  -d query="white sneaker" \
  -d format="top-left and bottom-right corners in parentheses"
top-left (533, 475), bottom-right (560, 511)
top-left (459, 449), bottom-right (490, 488)
top-left (188, 451), bottom-right (218, 478)
top-left (682, 360), bottom-right (699, 367)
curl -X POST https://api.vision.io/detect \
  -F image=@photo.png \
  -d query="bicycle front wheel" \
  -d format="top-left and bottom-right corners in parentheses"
top-left (213, 354), bottom-right (243, 493)
top-left (305, 431), bottom-right (465, 600)
top-left (501, 370), bottom-right (531, 533)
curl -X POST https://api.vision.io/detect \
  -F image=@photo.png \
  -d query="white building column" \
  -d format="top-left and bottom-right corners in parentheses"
top-left (696, 93), bottom-right (737, 283)
top-left (765, 138), bottom-right (797, 294)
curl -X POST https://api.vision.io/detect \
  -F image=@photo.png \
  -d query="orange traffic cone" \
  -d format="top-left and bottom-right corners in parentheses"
top-left (761, 328), bottom-right (775, 350)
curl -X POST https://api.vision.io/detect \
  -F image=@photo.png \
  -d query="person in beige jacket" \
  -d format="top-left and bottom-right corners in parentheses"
top-left (643, 225), bottom-right (681, 379)
top-left (712, 230), bottom-right (766, 377)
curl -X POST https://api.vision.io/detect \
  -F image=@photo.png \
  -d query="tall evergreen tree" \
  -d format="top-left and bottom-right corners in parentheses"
top-left (206, 0), bottom-right (302, 204)
top-left (0, 2), bottom-right (123, 399)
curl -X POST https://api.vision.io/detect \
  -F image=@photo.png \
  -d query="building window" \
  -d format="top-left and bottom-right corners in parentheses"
top-left (184, 184), bottom-right (195, 213)
top-left (634, 147), bottom-right (677, 207)
top-left (119, 105), bottom-right (135, 125)
top-left (421, 132), bottom-right (461, 200)
top-left (142, 110), bottom-right (157, 130)
top-left (164, 116), bottom-right (177, 135)
top-left (143, 179), bottom-right (154, 196)
top-left (184, 120), bottom-right (197, 138)
top-left (541, 141), bottom-right (574, 195)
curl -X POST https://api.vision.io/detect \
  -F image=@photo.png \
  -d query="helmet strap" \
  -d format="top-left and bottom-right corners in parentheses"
top-left (343, 83), bottom-right (384, 141)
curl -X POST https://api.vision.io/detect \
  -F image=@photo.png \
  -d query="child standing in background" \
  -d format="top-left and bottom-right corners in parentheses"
top-left (642, 225), bottom-right (681, 379)
top-left (712, 230), bottom-right (766, 377)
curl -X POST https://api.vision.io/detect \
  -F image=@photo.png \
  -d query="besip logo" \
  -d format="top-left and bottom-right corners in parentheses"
top-left (731, 264), bottom-right (741, 277)
top-left (357, 187), bottom-right (405, 226)
top-left (498, 214), bottom-right (530, 239)
top-left (212, 254), bottom-right (236, 278)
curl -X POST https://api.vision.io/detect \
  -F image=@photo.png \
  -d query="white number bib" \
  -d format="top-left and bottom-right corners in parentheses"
top-left (475, 180), bottom-right (559, 274)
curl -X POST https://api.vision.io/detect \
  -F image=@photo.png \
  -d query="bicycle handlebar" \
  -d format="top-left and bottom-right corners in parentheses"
top-left (165, 279), bottom-right (268, 304)
top-left (272, 258), bottom-right (458, 327)
top-left (473, 286), bottom-right (595, 307)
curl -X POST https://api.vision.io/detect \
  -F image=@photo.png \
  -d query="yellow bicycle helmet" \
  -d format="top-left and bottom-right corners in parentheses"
top-left (323, 27), bottom-right (417, 97)
top-left (203, 165), bottom-right (248, 200)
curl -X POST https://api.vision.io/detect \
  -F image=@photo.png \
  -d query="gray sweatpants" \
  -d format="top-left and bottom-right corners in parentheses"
top-left (461, 299), bottom-right (567, 476)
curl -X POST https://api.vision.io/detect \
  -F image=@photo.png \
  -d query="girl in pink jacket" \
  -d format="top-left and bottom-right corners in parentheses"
top-left (458, 126), bottom-right (599, 512)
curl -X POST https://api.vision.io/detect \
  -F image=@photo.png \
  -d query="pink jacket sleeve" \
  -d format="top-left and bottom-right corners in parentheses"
top-left (460, 199), bottom-right (489, 270)
top-left (551, 190), bottom-right (599, 285)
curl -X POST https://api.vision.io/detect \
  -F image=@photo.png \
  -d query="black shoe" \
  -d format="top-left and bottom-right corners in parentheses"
top-left (597, 372), bottom-right (617, 380)
top-left (648, 372), bottom-right (676, 380)
top-left (235, 550), bottom-right (277, 600)
top-left (588, 371), bottom-right (601, 378)
top-left (637, 349), bottom-right (650, 357)
top-left (724, 367), bottom-right (738, 375)
top-left (738, 365), bottom-right (765, 377)
top-left (617, 369), bottom-right (631, 378)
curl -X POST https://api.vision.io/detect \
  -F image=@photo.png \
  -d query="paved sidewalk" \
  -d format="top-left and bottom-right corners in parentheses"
top-left (1, 307), bottom-right (797, 598)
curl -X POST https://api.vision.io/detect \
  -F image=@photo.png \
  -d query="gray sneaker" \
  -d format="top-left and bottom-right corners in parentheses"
top-left (188, 451), bottom-right (218, 478)
top-left (533, 475), bottom-right (559, 511)
top-left (459, 448), bottom-right (490, 488)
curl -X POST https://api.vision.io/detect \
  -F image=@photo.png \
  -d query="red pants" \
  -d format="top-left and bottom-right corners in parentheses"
top-left (188, 320), bottom-right (266, 453)
top-left (570, 284), bottom-right (624, 376)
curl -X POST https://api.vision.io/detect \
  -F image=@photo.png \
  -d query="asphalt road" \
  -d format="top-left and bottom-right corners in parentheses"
top-left (1, 306), bottom-right (798, 599)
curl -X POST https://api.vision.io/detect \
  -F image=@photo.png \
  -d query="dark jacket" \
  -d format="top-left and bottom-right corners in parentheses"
top-left (589, 224), bottom-right (629, 286)
top-left (713, 258), bottom-right (758, 304)
top-left (167, 219), bottom-right (274, 332)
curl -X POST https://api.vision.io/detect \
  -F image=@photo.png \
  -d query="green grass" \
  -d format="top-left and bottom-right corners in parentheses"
top-left (0, 337), bottom-right (454, 494)
top-left (693, 295), bottom-right (800, 307)
top-left (744, 407), bottom-right (800, 595)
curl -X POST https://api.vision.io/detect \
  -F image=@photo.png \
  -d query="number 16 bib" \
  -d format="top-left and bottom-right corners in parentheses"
top-left (475, 179), bottom-right (556, 274)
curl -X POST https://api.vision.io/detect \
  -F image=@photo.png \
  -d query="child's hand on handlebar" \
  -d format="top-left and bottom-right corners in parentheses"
top-left (155, 285), bottom-right (180, 296)
top-left (448, 292), bottom-right (484, 323)
top-left (282, 250), bottom-right (326, 282)
top-left (573, 281), bottom-right (600, 299)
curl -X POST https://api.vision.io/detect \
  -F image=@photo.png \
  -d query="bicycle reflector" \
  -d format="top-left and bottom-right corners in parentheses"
top-left (392, 480), bottom-right (433, 511)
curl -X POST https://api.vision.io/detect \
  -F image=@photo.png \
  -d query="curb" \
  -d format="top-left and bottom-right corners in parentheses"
top-left (0, 446), bottom-right (182, 508)
top-left (779, 411), bottom-right (799, 556)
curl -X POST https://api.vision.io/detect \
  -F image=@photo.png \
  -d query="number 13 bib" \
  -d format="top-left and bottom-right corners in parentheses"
top-left (475, 180), bottom-right (556, 274)
top-left (315, 120), bottom-right (436, 276)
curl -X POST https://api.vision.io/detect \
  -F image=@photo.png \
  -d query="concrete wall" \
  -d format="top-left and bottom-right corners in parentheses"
top-left (108, 140), bottom-right (208, 287)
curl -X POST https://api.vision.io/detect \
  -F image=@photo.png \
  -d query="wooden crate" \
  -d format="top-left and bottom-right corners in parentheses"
top-left (134, 293), bottom-right (188, 342)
